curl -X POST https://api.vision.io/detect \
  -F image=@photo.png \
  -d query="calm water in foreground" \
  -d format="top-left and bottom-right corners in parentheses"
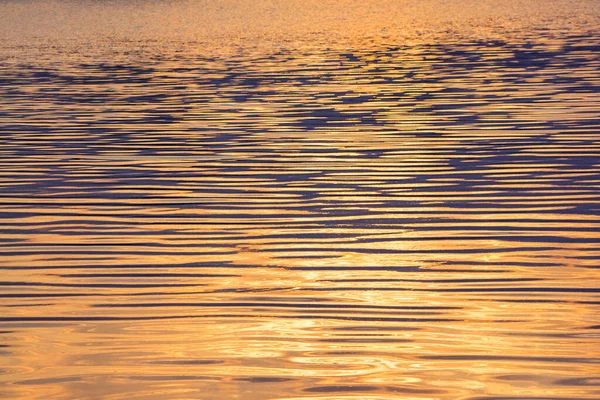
top-left (1, 1), bottom-right (600, 399)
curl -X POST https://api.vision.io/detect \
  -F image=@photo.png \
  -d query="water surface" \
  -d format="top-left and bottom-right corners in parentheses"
top-left (1, 1), bottom-right (600, 399)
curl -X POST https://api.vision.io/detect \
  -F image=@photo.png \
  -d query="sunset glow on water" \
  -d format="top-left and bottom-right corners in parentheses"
top-left (1, 1), bottom-right (600, 399)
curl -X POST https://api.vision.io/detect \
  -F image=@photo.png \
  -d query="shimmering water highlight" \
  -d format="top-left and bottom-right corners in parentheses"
top-left (1, 1), bottom-right (600, 399)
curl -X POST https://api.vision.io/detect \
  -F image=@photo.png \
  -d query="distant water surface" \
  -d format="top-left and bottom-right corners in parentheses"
top-left (1, 1), bottom-right (600, 399)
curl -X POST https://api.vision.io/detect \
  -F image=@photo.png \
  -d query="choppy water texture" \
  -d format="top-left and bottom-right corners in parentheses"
top-left (1, 1), bottom-right (600, 399)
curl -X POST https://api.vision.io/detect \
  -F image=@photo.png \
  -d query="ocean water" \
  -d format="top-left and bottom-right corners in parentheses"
top-left (1, 1), bottom-right (600, 399)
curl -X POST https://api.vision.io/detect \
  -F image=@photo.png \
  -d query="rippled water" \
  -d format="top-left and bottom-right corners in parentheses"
top-left (1, 1), bottom-right (600, 399)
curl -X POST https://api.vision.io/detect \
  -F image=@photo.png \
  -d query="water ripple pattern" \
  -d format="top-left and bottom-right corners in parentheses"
top-left (0, 0), bottom-right (600, 399)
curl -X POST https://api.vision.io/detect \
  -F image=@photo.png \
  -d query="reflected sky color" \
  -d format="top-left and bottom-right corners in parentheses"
top-left (1, 0), bottom-right (600, 399)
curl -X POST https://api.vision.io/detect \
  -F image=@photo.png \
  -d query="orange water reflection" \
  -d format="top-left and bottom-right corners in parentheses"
top-left (1, 0), bottom-right (600, 399)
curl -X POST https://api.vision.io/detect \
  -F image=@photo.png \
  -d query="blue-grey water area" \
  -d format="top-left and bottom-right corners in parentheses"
top-left (0, 0), bottom-right (599, 399)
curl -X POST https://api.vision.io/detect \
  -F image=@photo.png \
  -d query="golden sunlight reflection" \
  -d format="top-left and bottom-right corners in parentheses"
top-left (1, 0), bottom-right (600, 399)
